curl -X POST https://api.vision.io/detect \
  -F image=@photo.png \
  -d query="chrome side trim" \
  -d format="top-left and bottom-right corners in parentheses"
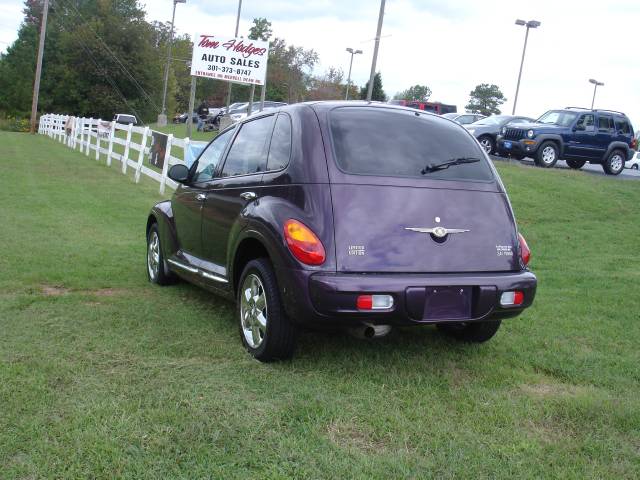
top-left (201, 270), bottom-right (229, 283)
top-left (167, 258), bottom-right (198, 274)
top-left (168, 258), bottom-right (229, 283)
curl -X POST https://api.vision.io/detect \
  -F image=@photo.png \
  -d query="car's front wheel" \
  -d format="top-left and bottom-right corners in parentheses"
top-left (147, 224), bottom-right (176, 285)
top-left (566, 159), bottom-right (586, 170)
top-left (237, 258), bottom-right (297, 362)
top-left (478, 135), bottom-right (495, 155)
top-left (602, 149), bottom-right (625, 175)
top-left (437, 320), bottom-right (501, 343)
top-left (535, 141), bottom-right (559, 168)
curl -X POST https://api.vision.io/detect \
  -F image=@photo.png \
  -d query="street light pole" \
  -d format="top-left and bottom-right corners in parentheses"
top-left (589, 78), bottom-right (604, 109)
top-left (30, 0), bottom-right (49, 134)
top-left (512, 19), bottom-right (541, 115)
top-left (159, 0), bottom-right (186, 126)
top-left (366, 0), bottom-right (386, 102)
top-left (345, 48), bottom-right (362, 100)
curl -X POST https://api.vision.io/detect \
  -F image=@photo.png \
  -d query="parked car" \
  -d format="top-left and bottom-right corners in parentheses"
top-left (173, 112), bottom-right (198, 124)
top-left (389, 100), bottom-right (457, 115)
top-left (625, 151), bottom-right (640, 170)
top-left (113, 113), bottom-right (137, 125)
top-left (229, 101), bottom-right (288, 122)
top-left (465, 115), bottom-right (534, 155)
top-left (496, 107), bottom-right (636, 175)
top-left (146, 102), bottom-right (537, 361)
top-left (442, 112), bottom-right (486, 125)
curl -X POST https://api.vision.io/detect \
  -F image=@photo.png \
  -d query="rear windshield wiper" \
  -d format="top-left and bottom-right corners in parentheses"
top-left (421, 157), bottom-right (481, 174)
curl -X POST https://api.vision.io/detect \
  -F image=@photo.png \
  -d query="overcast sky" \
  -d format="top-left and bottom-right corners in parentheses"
top-left (2, 0), bottom-right (640, 127)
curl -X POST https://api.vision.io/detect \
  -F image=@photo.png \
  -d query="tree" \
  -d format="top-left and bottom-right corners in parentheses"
top-left (249, 17), bottom-right (273, 42)
top-left (359, 72), bottom-right (387, 102)
top-left (307, 67), bottom-right (345, 100)
top-left (394, 84), bottom-right (431, 102)
top-left (465, 83), bottom-right (506, 116)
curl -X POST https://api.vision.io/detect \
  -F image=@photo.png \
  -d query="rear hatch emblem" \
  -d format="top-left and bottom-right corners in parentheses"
top-left (405, 226), bottom-right (470, 239)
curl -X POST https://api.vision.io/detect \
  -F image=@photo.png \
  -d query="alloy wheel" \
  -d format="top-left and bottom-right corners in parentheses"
top-left (240, 273), bottom-right (268, 349)
top-left (147, 231), bottom-right (160, 280)
top-left (479, 138), bottom-right (492, 154)
top-left (542, 146), bottom-right (556, 165)
top-left (610, 154), bottom-right (623, 173)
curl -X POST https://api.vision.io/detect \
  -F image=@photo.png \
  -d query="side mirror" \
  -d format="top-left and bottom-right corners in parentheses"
top-left (168, 164), bottom-right (190, 183)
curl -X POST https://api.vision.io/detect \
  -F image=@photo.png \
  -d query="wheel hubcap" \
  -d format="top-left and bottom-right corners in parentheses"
top-left (610, 155), bottom-right (623, 172)
top-left (147, 232), bottom-right (160, 280)
top-left (542, 146), bottom-right (556, 164)
top-left (480, 138), bottom-right (492, 153)
top-left (240, 274), bottom-right (268, 349)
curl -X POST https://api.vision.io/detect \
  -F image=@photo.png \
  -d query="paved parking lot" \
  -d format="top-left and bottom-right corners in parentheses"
top-left (491, 155), bottom-right (640, 180)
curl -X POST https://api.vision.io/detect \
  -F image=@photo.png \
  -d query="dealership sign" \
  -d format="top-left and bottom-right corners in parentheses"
top-left (190, 34), bottom-right (269, 86)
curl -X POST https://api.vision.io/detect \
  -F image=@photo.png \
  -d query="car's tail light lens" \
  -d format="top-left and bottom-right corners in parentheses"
top-left (284, 219), bottom-right (326, 265)
top-left (356, 294), bottom-right (394, 310)
top-left (500, 290), bottom-right (524, 307)
top-left (631, 138), bottom-right (637, 150)
top-left (518, 232), bottom-right (531, 267)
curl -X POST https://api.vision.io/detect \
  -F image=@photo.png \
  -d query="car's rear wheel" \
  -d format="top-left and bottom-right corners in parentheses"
top-left (632, 164), bottom-right (639, 170)
top-left (237, 258), bottom-right (296, 362)
top-left (602, 149), bottom-right (625, 175)
top-left (535, 141), bottom-right (559, 168)
top-left (478, 135), bottom-right (495, 155)
top-left (437, 320), bottom-right (502, 343)
top-left (566, 159), bottom-right (586, 170)
top-left (147, 224), bottom-right (176, 285)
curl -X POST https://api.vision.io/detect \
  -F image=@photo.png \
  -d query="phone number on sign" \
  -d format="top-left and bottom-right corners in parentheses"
top-left (207, 65), bottom-right (253, 76)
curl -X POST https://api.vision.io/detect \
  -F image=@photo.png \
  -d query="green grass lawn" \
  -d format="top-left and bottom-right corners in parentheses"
top-left (1, 131), bottom-right (639, 478)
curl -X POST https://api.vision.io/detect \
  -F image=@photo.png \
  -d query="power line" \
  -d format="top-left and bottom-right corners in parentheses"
top-left (50, 12), bottom-right (144, 121)
top-left (55, 0), bottom-right (161, 112)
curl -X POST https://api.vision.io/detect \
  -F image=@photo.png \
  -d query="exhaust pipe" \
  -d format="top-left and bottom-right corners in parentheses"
top-left (348, 323), bottom-right (392, 340)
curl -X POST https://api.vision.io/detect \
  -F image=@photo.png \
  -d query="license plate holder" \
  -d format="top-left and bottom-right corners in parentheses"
top-left (503, 141), bottom-right (512, 149)
top-left (423, 286), bottom-right (472, 320)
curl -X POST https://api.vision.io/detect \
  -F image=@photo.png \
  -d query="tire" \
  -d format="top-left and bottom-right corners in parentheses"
top-left (478, 135), bottom-right (495, 155)
top-left (237, 258), bottom-right (297, 362)
top-left (437, 320), bottom-right (502, 343)
top-left (566, 159), bottom-right (586, 170)
top-left (147, 224), bottom-right (176, 285)
top-left (602, 149), bottom-right (625, 175)
top-left (535, 141), bottom-right (559, 168)
top-left (632, 164), bottom-right (639, 170)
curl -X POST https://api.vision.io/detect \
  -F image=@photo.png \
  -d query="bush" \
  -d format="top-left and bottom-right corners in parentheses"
top-left (0, 116), bottom-right (31, 132)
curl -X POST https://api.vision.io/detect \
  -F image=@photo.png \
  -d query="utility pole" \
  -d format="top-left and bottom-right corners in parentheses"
top-left (30, 0), bottom-right (50, 134)
top-left (159, 0), bottom-right (186, 126)
top-left (589, 78), bottom-right (604, 109)
top-left (225, 0), bottom-right (243, 114)
top-left (366, 0), bottom-right (386, 102)
top-left (186, 74), bottom-right (196, 138)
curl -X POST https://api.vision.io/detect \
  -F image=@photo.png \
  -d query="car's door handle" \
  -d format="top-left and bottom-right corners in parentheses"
top-left (240, 191), bottom-right (257, 201)
top-left (196, 193), bottom-right (207, 201)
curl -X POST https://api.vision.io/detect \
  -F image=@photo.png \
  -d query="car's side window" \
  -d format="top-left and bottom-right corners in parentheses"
top-left (221, 116), bottom-right (274, 177)
top-left (615, 118), bottom-right (631, 135)
top-left (193, 128), bottom-right (234, 183)
top-left (266, 114), bottom-right (292, 171)
top-left (576, 114), bottom-right (595, 132)
top-left (598, 116), bottom-right (614, 132)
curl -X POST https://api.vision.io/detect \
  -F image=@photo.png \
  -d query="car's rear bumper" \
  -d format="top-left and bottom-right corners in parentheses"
top-left (276, 268), bottom-right (537, 327)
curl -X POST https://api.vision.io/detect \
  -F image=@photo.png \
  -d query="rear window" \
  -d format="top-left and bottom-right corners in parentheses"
top-left (329, 107), bottom-right (494, 182)
top-left (614, 117), bottom-right (632, 135)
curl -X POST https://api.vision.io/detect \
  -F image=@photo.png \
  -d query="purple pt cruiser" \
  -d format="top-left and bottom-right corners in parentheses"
top-left (146, 101), bottom-right (537, 361)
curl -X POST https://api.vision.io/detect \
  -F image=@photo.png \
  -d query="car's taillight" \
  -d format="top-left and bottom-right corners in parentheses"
top-left (518, 232), bottom-right (531, 267)
top-left (631, 138), bottom-right (637, 150)
top-left (284, 219), bottom-right (326, 265)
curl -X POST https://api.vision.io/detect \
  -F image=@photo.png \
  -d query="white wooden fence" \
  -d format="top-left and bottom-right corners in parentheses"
top-left (37, 113), bottom-right (206, 195)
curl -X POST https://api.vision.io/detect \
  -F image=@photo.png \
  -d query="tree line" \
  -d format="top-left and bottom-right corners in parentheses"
top-left (0, 1), bottom-right (506, 122)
